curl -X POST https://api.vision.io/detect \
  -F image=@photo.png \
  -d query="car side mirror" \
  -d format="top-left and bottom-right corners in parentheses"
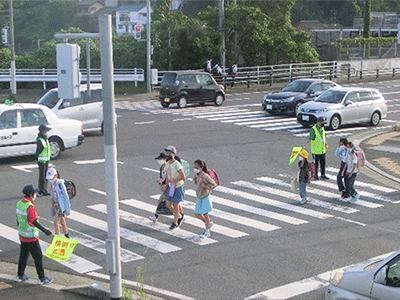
top-left (62, 101), bottom-right (71, 109)
top-left (308, 90), bottom-right (315, 96)
top-left (375, 266), bottom-right (387, 285)
top-left (344, 100), bottom-right (353, 106)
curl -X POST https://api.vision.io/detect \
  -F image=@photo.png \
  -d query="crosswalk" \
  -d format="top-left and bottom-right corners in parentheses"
top-left (1, 167), bottom-right (398, 277)
top-left (115, 100), bottom-right (397, 137)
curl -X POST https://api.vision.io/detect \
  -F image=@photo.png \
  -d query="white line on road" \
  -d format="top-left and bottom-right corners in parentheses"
top-left (134, 121), bottom-right (155, 125)
top-left (74, 159), bottom-right (124, 165)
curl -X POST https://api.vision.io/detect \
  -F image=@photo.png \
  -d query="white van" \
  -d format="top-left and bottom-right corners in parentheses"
top-left (38, 84), bottom-right (104, 133)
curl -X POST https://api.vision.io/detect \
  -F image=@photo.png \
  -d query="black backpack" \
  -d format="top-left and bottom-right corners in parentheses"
top-left (64, 180), bottom-right (76, 199)
top-left (203, 62), bottom-right (208, 72)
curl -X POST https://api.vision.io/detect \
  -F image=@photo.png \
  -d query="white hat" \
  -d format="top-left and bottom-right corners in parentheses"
top-left (164, 145), bottom-right (177, 154)
top-left (46, 167), bottom-right (57, 180)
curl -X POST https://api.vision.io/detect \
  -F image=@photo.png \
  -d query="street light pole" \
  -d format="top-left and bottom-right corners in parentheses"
top-left (146, 0), bottom-right (151, 93)
top-left (218, 0), bottom-right (225, 71)
top-left (9, 0), bottom-right (16, 97)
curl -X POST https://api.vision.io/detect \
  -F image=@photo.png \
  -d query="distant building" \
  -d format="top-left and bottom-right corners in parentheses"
top-left (115, 4), bottom-right (153, 35)
top-left (76, 0), bottom-right (105, 16)
top-left (353, 12), bottom-right (400, 37)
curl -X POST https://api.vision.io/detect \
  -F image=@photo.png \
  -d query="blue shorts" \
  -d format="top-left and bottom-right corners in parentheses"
top-left (166, 185), bottom-right (185, 203)
top-left (194, 195), bottom-right (213, 215)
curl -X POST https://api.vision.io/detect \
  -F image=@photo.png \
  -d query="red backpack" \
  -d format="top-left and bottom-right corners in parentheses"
top-left (207, 169), bottom-right (220, 186)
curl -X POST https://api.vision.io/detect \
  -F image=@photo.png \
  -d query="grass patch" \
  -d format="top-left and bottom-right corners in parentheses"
top-left (393, 125), bottom-right (400, 132)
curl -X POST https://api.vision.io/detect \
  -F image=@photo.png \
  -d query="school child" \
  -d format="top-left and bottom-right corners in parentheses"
top-left (149, 153), bottom-right (170, 222)
top-left (341, 142), bottom-right (359, 203)
top-left (334, 138), bottom-right (351, 197)
top-left (298, 150), bottom-right (311, 204)
top-left (193, 159), bottom-right (217, 238)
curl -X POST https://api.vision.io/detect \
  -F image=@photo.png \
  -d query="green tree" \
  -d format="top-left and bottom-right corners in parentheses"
top-left (363, 0), bottom-right (371, 58)
top-left (337, 0), bottom-right (359, 26)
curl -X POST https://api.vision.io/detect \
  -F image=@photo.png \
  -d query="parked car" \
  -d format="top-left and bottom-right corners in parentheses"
top-left (325, 250), bottom-right (400, 300)
top-left (0, 103), bottom-right (84, 160)
top-left (261, 78), bottom-right (340, 116)
top-left (297, 87), bottom-right (387, 130)
top-left (38, 84), bottom-right (104, 133)
top-left (159, 71), bottom-right (225, 108)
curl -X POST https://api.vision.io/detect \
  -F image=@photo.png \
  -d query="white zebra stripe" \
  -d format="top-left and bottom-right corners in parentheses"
top-left (69, 210), bottom-right (181, 253)
top-left (122, 198), bottom-right (248, 238)
top-left (89, 204), bottom-right (217, 246)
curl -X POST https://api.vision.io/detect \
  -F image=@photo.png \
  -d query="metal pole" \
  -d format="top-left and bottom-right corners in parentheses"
top-left (146, 0), bottom-right (151, 93)
top-left (219, 0), bottom-right (225, 70)
top-left (99, 14), bottom-right (122, 300)
top-left (9, 0), bottom-right (16, 96)
top-left (86, 38), bottom-right (91, 96)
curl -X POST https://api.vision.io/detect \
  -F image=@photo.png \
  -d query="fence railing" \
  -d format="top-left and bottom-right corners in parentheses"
top-left (1, 61), bottom-right (400, 90)
top-left (0, 68), bottom-right (145, 89)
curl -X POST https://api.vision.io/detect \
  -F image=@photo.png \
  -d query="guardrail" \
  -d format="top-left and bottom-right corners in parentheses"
top-left (1, 61), bottom-right (400, 91)
top-left (0, 68), bottom-right (145, 89)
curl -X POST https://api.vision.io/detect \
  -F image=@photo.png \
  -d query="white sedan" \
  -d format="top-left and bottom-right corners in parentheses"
top-left (0, 103), bottom-right (84, 160)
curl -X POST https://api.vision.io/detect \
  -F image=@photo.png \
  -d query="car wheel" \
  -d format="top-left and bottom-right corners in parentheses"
top-left (370, 111), bottom-right (380, 126)
top-left (49, 137), bottom-right (63, 160)
top-left (161, 101), bottom-right (170, 108)
top-left (178, 96), bottom-right (188, 108)
top-left (294, 101), bottom-right (303, 116)
top-left (214, 94), bottom-right (225, 106)
top-left (329, 115), bottom-right (341, 130)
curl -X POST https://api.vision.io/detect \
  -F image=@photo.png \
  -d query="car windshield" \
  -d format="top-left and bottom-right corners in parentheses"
top-left (161, 73), bottom-right (177, 86)
top-left (316, 90), bottom-right (346, 103)
top-left (281, 81), bottom-right (312, 92)
top-left (38, 90), bottom-right (59, 108)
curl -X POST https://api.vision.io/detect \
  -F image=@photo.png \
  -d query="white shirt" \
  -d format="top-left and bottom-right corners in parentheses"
top-left (345, 152), bottom-right (358, 174)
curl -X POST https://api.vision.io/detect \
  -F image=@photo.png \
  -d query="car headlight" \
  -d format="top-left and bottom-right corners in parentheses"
top-left (330, 270), bottom-right (344, 286)
top-left (316, 108), bottom-right (329, 113)
top-left (281, 97), bottom-right (295, 103)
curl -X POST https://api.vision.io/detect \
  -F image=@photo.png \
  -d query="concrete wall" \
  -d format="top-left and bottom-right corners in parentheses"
top-left (337, 57), bottom-right (400, 71)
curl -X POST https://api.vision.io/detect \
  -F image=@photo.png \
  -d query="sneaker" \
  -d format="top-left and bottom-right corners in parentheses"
top-left (321, 175), bottom-right (329, 180)
top-left (313, 176), bottom-right (319, 180)
top-left (36, 192), bottom-right (44, 197)
top-left (300, 198), bottom-right (307, 205)
top-left (340, 191), bottom-right (346, 198)
top-left (169, 223), bottom-right (179, 230)
top-left (343, 196), bottom-right (351, 201)
top-left (199, 230), bottom-right (211, 238)
top-left (148, 215), bottom-right (157, 223)
top-left (349, 193), bottom-right (359, 203)
top-left (177, 214), bottom-right (184, 227)
top-left (16, 275), bottom-right (30, 282)
top-left (38, 276), bottom-right (53, 285)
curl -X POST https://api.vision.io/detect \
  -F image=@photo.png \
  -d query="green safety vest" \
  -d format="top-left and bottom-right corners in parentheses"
top-left (310, 125), bottom-right (326, 155)
top-left (38, 137), bottom-right (50, 163)
top-left (16, 199), bottom-right (39, 239)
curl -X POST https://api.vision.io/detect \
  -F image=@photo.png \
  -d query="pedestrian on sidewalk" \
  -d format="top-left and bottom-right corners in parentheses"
top-left (334, 138), bottom-right (350, 197)
top-left (16, 184), bottom-right (53, 285)
top-left (305, 117), bottom-right (329, 180)
top-left (35, 124), bottom-right (51, 197)
top-left (164, 146), bottom-right (186, 230)
top-left (342, 142), bottom-right (360, 203)
top-left (298, 150), bottom-right (311, 204)
top-left (149, 153), bottom-right (170, 222)
top-left (193, 160), bottom-right (217, 238)
top-left (46, 168), bottom-right (70, 238)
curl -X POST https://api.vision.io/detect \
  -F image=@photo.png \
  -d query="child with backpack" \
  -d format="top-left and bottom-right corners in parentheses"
top-left (298, 150), bottom-right (311, 205)
top-left (193, 159), bottom-right (217, 238)
top-left (341, 142), bottom-right (360, 203)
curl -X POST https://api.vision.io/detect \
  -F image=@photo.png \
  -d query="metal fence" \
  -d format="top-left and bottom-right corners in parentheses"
top-left (1, 61), bottom-right (400, 90)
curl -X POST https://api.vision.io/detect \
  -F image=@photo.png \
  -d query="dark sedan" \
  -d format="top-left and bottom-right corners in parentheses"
top-left (261, 78), bottom-right (340, 116)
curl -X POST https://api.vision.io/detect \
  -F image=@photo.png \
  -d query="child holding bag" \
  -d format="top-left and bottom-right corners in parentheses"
top-left (298, 150), bottom-right (311, 205)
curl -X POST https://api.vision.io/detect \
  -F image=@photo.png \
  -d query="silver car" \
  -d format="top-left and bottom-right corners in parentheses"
top-left (297, 87), bottom-right (388, 130)
top-left (325, 250), bottom-right (400, 300)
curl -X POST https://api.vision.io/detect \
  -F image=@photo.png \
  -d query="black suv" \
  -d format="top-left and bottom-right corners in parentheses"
top-left (159, 71), bottom-right (225, 108)
top-left (261, 78), bottom-right (340, 116)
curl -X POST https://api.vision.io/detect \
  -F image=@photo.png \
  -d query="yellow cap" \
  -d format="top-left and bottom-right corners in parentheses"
top-left (299, 149), bottom-right (309, 159)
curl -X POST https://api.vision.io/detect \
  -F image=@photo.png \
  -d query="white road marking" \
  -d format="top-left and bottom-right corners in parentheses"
top-left (11, 163), bottom-right (54, 173)
top-left (74, 159), bottom-right (124, 165)
top-left (371, 145), bottom-right (400, 154)
top-left (122, 198), bottom-right (248, 238)
top-left (178, 191), bottom-right (281, 233)
top-left (173, 118), bottom-right (192, 121)
top-left (69, 210), bottom-right (181, 253)
top-left (0, 223), bottom-right (102, 274)
top-left (134, 121), bottom-right (155, 125)
top-left (90, 203), bottom-right (217, 246)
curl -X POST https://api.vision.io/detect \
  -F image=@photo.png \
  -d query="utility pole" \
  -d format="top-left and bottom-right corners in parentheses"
top-left (146, 0), bottom-right (151, 93)
top-left (9, 0), bottom-right (16, 97)
top-left (99, 14), bottom-right (122, 300)
top-left (218, 0), bottom-right (225, 70)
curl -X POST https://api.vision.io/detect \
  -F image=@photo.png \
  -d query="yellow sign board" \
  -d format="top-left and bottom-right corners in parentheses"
top-left (44, 235), bottom-right (79, 261)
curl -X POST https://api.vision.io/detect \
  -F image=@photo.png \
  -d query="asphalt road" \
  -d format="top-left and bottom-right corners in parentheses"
top-left (1, 79), bottom-right (399, 300)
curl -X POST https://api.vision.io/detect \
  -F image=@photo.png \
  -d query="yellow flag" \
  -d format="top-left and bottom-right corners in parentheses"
top-left (289, 146), bottom-right (303, 165)
top-left (45, 235), bottom-right (79, 261)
